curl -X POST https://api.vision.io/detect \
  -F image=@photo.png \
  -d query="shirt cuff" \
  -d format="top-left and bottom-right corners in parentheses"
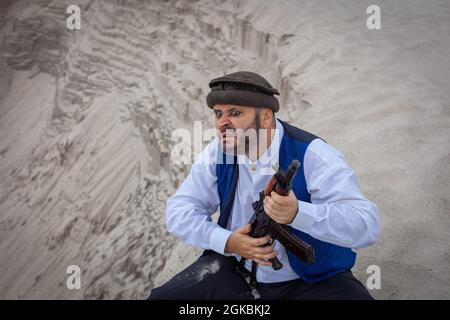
top-left (289, 200), bottom-right (318, 232)
top-left (209, 226), bottom-right (233, 255)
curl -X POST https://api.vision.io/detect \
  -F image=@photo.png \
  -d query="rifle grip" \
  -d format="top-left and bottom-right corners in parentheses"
top-left (269, 257), bottom-right (283, 270)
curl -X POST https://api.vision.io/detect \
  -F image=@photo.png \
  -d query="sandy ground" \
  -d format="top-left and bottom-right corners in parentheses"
top-left (0, 0), bottom-right (449, 299)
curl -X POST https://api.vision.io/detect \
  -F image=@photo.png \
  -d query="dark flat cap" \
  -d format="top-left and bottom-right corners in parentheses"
top-left (206, 71), bottom-right (280, 112)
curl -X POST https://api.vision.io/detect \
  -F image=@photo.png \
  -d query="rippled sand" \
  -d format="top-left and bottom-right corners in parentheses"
top-left (0, 0), bottom-right (449, 299)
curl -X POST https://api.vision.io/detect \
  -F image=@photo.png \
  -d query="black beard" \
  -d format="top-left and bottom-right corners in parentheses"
top-left (244, 110), bottom-right (261, 150)
top-left (221, 110), bottom-right (262, 157)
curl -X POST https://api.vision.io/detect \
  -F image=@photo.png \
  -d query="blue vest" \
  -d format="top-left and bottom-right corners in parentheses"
top-left (216, 119), bottom-right (356, 283)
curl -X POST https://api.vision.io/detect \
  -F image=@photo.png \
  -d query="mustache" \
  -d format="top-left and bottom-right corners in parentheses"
top-left (220, 126), bottom-right (236, 137)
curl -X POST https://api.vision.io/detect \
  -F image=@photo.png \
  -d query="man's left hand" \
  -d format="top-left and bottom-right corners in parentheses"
top-left (263, 190), bottom-right (299, 224)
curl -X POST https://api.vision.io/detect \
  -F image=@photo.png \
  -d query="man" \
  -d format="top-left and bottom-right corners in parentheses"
top-left (148, 71), bottom-right (380, 300)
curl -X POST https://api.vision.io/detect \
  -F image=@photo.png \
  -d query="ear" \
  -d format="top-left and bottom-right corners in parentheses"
top-left (261, 108), bottom-right (273, 128)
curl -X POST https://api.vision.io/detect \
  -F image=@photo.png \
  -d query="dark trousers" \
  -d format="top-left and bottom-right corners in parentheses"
top-left (147, 252), bottom-right (373, 300)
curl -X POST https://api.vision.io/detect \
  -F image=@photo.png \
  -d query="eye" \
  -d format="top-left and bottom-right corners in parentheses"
top-left (231, 110), bottom-right (241, 117)
top-left (215, 111), bottom-right (222, 119)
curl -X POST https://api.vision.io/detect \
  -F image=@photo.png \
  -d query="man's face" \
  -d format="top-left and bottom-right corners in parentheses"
top-left (212, 104), bottom-right (262, 156)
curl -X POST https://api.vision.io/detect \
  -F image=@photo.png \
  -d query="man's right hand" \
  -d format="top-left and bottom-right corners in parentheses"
top-left (224, 224), bottom-right (277, 266)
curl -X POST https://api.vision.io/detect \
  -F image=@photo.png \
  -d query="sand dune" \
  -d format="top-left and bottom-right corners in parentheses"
top-left (0, 0), bottom-right (449, 299)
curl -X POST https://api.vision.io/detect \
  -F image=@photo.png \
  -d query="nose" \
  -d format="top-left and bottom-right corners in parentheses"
top-left (217, 115), bottom-right (231, 131)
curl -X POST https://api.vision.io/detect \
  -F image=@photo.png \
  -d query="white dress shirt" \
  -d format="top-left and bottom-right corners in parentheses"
top-left (166, 119), bottom-right (380, 283)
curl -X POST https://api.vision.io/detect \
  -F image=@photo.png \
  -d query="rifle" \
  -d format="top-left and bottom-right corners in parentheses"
top-left (238, 159), bottom-right (315, 287)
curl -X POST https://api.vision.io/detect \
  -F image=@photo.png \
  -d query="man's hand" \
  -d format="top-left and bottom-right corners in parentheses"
top-left (264, 190), bottom-right (299, 224)
top-left (224, 224), bottom-right (277, 266)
